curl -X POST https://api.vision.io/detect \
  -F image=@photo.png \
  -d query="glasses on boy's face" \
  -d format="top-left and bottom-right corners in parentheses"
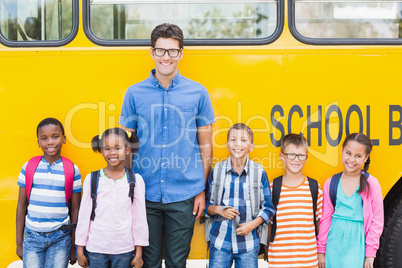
top-left (282, 153), bottom-right (308, 161)
top-left (152, 47), bottom-right (182, 58)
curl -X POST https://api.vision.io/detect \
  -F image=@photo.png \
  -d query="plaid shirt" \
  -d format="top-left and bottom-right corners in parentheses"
top-left (205, 158), bottom-right (275, 254)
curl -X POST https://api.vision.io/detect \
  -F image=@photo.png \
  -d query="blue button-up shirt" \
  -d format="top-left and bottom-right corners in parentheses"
top-left (120, 70), bottom-right (215, 203)
top-left (205, 158), bottom-right (275, 253)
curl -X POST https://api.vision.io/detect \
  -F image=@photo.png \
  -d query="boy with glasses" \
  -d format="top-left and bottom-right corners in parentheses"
top-left (119, 23), bottom-right (215, 268)
top-left (265, 133), bottom-right (323, 268)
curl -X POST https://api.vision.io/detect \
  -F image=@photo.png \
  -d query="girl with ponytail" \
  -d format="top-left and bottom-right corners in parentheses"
top-left (75, 128), bottom-right (148, 268)
top-left (317, 133), bottom-right (384, 268)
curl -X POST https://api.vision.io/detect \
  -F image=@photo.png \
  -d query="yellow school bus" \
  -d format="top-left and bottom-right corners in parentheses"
top-left (1, 0), bottom-right (402, 267)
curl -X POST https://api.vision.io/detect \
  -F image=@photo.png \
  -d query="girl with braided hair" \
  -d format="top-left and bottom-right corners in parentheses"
top-left (317, 133), bottom-right (384, 268)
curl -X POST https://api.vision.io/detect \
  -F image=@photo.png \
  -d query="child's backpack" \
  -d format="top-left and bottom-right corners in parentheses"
top-left (25, 155), bottom-right (76, 230)
top-left (89, 168), bottom-right (136, 221)
top-left (204, 159), bottom-right (268, 255)
top-left (329, 171), bottom-right (369, 208)
top-left (25, 156), bottom-right (75, 206)
top-left (270, 176), bottom-right (319, 243)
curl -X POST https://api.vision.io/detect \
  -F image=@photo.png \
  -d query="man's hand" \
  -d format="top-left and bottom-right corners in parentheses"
top-left (193, 191), bottom-right (206, 221)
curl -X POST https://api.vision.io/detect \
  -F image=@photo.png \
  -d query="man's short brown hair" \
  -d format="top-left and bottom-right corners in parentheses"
top-left (151, 23), bottom-right (184, 48)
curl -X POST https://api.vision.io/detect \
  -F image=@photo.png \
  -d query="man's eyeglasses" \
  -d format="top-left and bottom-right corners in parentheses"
top-left (152, 47), bottom-right (182, 58)
top-left (282, 153), bottom-right (308, 161)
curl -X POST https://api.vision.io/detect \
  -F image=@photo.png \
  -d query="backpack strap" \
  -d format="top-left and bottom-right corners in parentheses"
top-left (205, 160), bottom-right (228, 245)
top-left (270, 176), bottom-right (283, 243)
top-left (90, 170), bottom-right (100, 221)
top-left (126, 168), bottom-right (136, 203)
top-left (307, 177), bottom-right (319, 236)
top-left (25, 156), bottom-right (43, 204)
top-left (329, 172), bottom-right (342, 208)
top-left (248, 160), bottom-right (262, 218)
top-left (61, 157), bottom-right (75, 206)
top-left (248, 160), bottom-right (267, 252)
top-left (90, 169), bottom-right (136, 221)
top-left (213, 161), bottom-right (227, 210)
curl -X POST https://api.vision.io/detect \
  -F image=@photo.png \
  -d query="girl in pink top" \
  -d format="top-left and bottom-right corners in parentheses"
top-left (76, 128), bottom-right (149, 268)
top-left (317, 133), bottom-right (383, 268)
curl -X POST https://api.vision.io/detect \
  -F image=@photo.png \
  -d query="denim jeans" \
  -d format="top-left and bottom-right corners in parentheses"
top-left (23, 228), bottom-right (71, 268)
top-left (87, 250), bottom-right (134, 268)
top-left (209, 245), bottom-right (259, 268)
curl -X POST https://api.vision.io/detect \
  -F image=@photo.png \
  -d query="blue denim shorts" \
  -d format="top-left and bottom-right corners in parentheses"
top-left (23, 227), bottom-right (71, 268)
top-left (209, 245), bottom-right (259, 268)
top-left (87, 250), bottom-right (135, 268)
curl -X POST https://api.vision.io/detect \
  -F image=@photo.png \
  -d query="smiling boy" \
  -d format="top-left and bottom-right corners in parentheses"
top-left (16, 118), bottom-right (82, 268)
top-left (205, 123), bottom-right (275, 268)
top-left (266, 133), bottom-right (323, 268)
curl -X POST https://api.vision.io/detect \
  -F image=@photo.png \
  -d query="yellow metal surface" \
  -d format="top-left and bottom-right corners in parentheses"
top-left (1, 1), bottom-right (402, 266)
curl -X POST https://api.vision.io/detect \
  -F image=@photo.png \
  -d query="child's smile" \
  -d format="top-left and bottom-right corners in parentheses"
top-left (226, 129), bottom-right (254, 162)
top-left (280, 144), bottom-right (307, 175)
top-left (342, 140), bottom-right (369, 175)
top-left (37, 124), bottom-right (66, 163)
top-left (101, 134), bottom-right (130, 168)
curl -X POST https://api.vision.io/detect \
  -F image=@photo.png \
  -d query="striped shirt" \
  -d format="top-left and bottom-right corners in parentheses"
top-left (268, 177), bottom-right (323, 268)
top-left (205, 159), bottom-right (275, 254)
top-left (18, 157), bottom-right (82, 232)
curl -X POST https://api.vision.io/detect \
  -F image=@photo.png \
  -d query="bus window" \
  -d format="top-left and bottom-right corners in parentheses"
top-left (0, 0), bottom-right (77, 46)
top-left (85, 0), bottom-right (282, 46)
top-left (290, 0), bottom-right (402, 44)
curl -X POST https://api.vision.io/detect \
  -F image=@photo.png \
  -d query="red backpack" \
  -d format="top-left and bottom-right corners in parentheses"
top-left (25, 156), bottom-right (75, 206)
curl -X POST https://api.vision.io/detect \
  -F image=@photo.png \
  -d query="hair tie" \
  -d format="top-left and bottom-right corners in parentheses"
top-left (99, 133), bottom-right (103, 140)
top-left (126, 131), bottom-right (132, 139)
top-left (361, 170), bottom-right (365, 175)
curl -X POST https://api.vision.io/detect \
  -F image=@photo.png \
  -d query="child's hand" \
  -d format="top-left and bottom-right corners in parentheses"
top-left (263, 244), bottom-right (269, 262)
top-left (131, 254), bottom-right (143, 268)
top-left (317, 253), bottom-right (325, 268)
top-left (236, 221), bottom-right (255, 236)
top-left (363, 257), bottom-right (374, 268)
top-left (219, 207), bottom-right (240, 220)
top-left (78, 253), bottom-right (89, 268)
top-left (16, 243), bottom-right (23, 260)
top-left (70, 246), bottom-right (77, 265)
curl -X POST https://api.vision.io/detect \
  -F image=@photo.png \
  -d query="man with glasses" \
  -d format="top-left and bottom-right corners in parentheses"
top-left (120, 23), bottom-right (215, 268)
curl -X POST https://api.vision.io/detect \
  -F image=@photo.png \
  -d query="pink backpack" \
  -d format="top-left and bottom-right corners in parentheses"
top-left (25, 156), bottom-right (75, 206)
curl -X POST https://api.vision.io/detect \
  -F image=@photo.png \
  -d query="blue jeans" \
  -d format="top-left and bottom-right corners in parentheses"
top-left (23, 228), bottom-right (71, 268)
top-left (209, 245), bottom-right (259, 268)
top-left (87, 250), bottom-right (134, 268)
